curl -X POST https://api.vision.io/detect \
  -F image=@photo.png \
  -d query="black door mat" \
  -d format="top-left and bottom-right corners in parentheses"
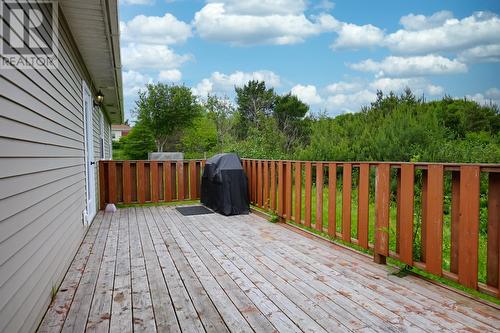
top-left (176, 205), bottom-right (214, 216)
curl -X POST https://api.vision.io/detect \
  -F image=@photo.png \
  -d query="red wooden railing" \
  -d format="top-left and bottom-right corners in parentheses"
top-left (99, 159), bottom-right (500, 298)
top-left (241, 159), bottom-right (500, 298)
top-left (99, 160), bottom-right (204, 209)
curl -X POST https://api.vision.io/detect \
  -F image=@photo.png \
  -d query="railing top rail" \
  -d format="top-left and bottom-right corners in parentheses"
top-left (240, 159), bottom-right (500, 171)
top-left (100, 159), bottom-right (205, 163)
top-left (240, 158), bottom-right (500, 166)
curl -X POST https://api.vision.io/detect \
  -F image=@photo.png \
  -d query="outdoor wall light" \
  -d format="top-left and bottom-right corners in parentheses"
top-left (94, 90), bottom-right (104, 107)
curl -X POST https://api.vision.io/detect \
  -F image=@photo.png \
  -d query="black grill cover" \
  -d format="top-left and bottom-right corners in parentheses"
top-left (201, 153), bottom-right (249, 215)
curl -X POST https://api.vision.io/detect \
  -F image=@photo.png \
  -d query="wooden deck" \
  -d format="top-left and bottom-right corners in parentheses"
top-left (38, 206), bottom-right (500, 333)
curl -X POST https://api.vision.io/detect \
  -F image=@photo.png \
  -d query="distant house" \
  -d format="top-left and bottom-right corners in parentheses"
top-left (111, 124), bottom-right (132, 141)
top-left (0, 0), bottom-right (122, 331)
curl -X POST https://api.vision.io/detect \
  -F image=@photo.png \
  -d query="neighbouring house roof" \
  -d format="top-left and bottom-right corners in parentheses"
top-left (60, 0), bottom-right (123, 124)
top-left (112, 124), bottom-right (132, 131)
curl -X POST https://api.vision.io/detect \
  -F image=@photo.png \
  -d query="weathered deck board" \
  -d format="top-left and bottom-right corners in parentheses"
top-left (60, 212), bottom-right (113, 333)
top-left (128, 207), bottom-right (156, 333)
top-left (135, 207), bottom-right (180, 332)
top-left (110, 208), bottom-right (132, 333)
top-left (39, 206), bottom-right (500, 333)
top-left (37, 212), bottom-right (105, 333)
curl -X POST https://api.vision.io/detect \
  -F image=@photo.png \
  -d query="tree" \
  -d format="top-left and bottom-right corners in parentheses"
top-left (274, 93), bottom-right (311, 153)
top-left (180, 114), bottom-right (217, 158)
top-left (205, 94), bottom-right (234, 150)
top-left (234, 80), bottom-right (275, 138)
top-left (135, 83), bottom-right (201, 151)
top-left (121, 122), bottom-right (156, 160)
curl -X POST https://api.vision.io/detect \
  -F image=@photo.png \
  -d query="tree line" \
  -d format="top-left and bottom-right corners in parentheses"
top-left (115, 81), bottom-right (500, 164)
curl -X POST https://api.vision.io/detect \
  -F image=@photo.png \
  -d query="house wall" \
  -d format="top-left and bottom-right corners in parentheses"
top-left (0, 2), bottom-right (112, 332)
top-left (112, 129), bottom-right (123, 141)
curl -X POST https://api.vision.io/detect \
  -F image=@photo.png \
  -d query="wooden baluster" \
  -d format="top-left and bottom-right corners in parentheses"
top-left (108, 161), bottom-right (117, 205)
top-left (170, 162), bottom-right (177, 200)
top-left (425, 165), bottom-right (444, 276)
top-left (316, 163), bottom-right (323, 232)
top-left (99, 161), bottom-right (107, 210)
top-left (277, 161), bottom-right (284, 217)
top-left (304, 162), bottom-right (312, 228)
top-left (328, 163), bottom-right (337, 237)
top-left (487, 172), bottom-right (500, 295)
top-left (358, 164), bottom-right (370, 249)
top-left (177, 161), bottom-right (184, 200)
top-left (396, 169), bottom-right (401, 253)
top-left (450, 171), bottom-right (460, 274)
top-left (342, 163), bottom-right (352, 242)
top-left (151, 161), bottom-right (159, 203)
top-left (285, 161), bottom-right (293, 220)
top-left (252, 160), bottom-right (257, 204)
top-left (122, 161), bottom-right (131, 204)
top-left (190, 160), bottom-right (197, 199)
top-left (244, 160), bottom-right (250, 201)
top-left (183, 162), bottom-right (189, 198)
top-left (263, 161), bottom-right (269, 209)
top-left (196, 161), bottom-right (202, 199)
top-left (458, 166), bottom-right (480, 288)
top-left (257, 161), bottom-right (263, 207)
top-left (137, 161), bottom-right (145, 204)
top-left (421, 170), bottom-right (428, 261)
top-left (164, 162), bottom-right (172, 202)
top-left (295, 161), bottom-right (302, 225)
top-left (399, 164), bottom-right (415, 265)
top-left (270, 161), bottom-right (276, 211)
top-left (374, 164), bottom-right (390, 264)
top-left (145, 163), bottom-right (151, 202)
top-left (131, 163), bottom-right (137, 202)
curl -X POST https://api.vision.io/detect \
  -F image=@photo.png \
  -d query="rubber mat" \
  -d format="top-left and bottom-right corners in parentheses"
top-left (176, 205), bottom-right (214, 216)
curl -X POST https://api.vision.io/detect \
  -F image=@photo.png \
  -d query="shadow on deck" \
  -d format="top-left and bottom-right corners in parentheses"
top-left (38, 206), bottom-right (500, 332)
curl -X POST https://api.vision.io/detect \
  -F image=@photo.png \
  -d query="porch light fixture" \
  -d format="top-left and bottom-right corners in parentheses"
top-left (94, 90), bottom-right (104, 107)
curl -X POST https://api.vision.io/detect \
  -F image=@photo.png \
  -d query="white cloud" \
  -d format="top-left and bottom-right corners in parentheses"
top-left (349, 55), bottom-right (467, 77)
top-left (427, 84), bottom-right (444, 96)
top-left (120, 13), bottom-right (192, 45)
top-left (212, 70), bottom-right (281, 90)
top-left (399, 10), bottom-right (454, 31)
top-left (329, 11), bottom-right (500, 62)
top-left (121, 43), bottom-right (191, 70)
top-left (290, 84), bottom-right (322, 105)
top-left (369, 77), bottom-right (443, 96)
top-left (191, 70), bottom-right (281, 97)
top-left (466, 87), bottom-right (500, 106)
top-left (313, 0), bottom-right (335, 11)
top-left (191, 79), bottom-right (214, 97)
top-left (158, 69), bottom-right (182, 82)
top-left (123, 70), bottom-right (153, 97)
top-left (207, 0), bottom-right (307, 15)
top-left (193, 3), bottom-right (338, 45)
top-left (332, 23), bottom-right (384, 49)
top-left (385, 11), bottom-right (500, 54)
top-left (320, 77), bottom-right (444, 114)
top-left (325, 81), bottom-right (362, 94)
top-left (325, 90), bottom-right (376, 114)
top-left (458, 44), bottom-right (500, 63)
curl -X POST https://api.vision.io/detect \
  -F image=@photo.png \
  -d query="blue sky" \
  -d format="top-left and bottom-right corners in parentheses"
top-left (119, 0), bottom-right (500, 120)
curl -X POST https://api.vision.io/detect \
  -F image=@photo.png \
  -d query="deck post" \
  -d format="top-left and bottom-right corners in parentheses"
top-left (374, 253), bottom-right (387, 265)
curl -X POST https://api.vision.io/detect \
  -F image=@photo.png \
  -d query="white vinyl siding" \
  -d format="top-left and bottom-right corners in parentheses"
top-left (0, 2), bottom-right (113, 332)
